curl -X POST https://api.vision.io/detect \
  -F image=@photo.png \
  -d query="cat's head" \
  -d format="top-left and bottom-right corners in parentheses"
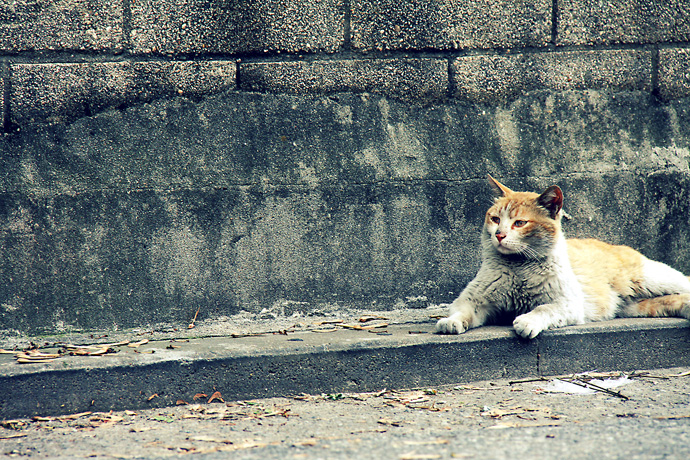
top-left (483, 175), bottom-right (564, 258)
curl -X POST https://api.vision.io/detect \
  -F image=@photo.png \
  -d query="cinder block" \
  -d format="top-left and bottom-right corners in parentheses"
top-left (10, 61), bottom-right (236, 125)
top-left (659, 47), bottom-right (690, 101)
top-left (239, 59), bottom-right (449, 100)
top-left (0, 0), bottom-right (123, 52)
top-left (558, 0), bottom-right (690, 45)
top-left (453, 49), bottom-right (652, 104)
top-left (351, 0), bottom-right (551, 51)
top-left (131, 0), bottom-right (345, 55)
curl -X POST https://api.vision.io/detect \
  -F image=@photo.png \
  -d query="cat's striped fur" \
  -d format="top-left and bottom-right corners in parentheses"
top-left (436, 176), bottom-right (690, 339)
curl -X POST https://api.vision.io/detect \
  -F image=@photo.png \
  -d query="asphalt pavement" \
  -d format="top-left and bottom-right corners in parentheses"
top-left (2, 364), bottom-right (689, 459)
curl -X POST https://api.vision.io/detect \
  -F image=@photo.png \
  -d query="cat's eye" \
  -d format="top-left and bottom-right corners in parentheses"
top-left (513, 220), bottom-right (528, 228)
top-left (490, 216), bottom-right (500, 224)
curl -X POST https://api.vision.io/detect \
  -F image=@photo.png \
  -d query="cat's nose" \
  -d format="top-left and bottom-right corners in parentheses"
top-left (495, 232), bottom-right (506, 243)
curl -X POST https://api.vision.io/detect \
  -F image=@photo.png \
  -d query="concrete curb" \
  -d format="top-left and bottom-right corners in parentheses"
top-left (1, 318), bottom-right (689, 420)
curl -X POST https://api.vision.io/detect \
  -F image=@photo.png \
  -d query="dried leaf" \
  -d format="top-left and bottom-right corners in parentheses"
top-left (17, 351), bottom-right (61, 359)
top-left (188, 435), bottom-right (232, 443)
top-left (359, 315), bottom-right (388, 322)
top-left (96, 341), bottom-right (130, 348)
top-left (0, 433), bottom-right (28, 440)
top-left (487, 421), bottom-right (561, 429)
top-left (176, 400), bottom-right (188, 405)
top-left (17, 358), bottom-right (55, 364)
top-left (193, 393), bottom-right (208, 401)
top-left (147, 393), bottom-right (159, 401)
top-left (127, 339), bottom-right (149, 348)
top-left (292, 439), bottom-right (318, 447)
top-left (378, 418), bottom-right (403, 427)
top-left (360, 322), bottom-right (389, 330)
top-left (57, 412), bottom-right (92, 421)
top-left (208, 391), bottom-right (224, 404)
top-left (399, 453), bottom-right (442, 460)
top-left (188, 307), bottom-right (201, 329)
top-left (403, 440), bottom-right (449, 446)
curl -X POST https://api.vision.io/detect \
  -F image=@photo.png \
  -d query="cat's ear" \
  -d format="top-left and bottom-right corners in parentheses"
top-left (487, 175), bottom-right (513, 196)
top-left (537, 185), bottom-right (563, 219)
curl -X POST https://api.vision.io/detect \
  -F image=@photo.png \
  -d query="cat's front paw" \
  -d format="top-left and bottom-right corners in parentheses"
top-left (513, 313), bottom-right (545, 339)
top-left (436, 315), bottom-right (467, 334)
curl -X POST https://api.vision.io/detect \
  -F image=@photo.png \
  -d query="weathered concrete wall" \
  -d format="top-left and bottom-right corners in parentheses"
top-left (2, 1), bottom-right (690, 333)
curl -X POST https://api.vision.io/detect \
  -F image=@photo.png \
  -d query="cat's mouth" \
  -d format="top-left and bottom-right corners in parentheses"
top-left (494, 240), bottom-right (516, 254)
top-left (494, 237), bottom-right (528, 256)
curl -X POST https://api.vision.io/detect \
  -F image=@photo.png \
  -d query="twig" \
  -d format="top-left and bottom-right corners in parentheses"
top-left (509, 376), bottom-right (548, 385)
top-left (562, 378), bottom-right (629, 400)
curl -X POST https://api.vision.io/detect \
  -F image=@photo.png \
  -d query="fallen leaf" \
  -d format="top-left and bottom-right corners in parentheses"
top-left (188, 307), bottom-right (201, 329)
top-left (147, 393), bottom-right (159, 401)
top-left (176, 400), bottom-right (188, 405)
top-left (97, 341), bottom-right (130, 348)
top-left (360, 322), bottom-right (389, 330)
top-left (399, 453), bottom-right (442, 460)
top-left (127, 339), bottom-right (149, 348)
top-left (292, 439), bottom-right (318, 447)
top-left (17, 358), bottom-right (55, 364)
top-left (188, 435), bottom-right (232, 443)
top-left (359, 315), bottom-right (389, 322)
top-left (0, 433), bottom-right (28, 440)
top-left (193, 393), bottom-right (208, 401)
top-left (378, 418), bottom-right (403, 427)
top-left (487, 421), bottom-right (561, 429)
top-left (130, 426), bottom-right (155, 432)
top-left (339, 324), bottom-right (365, 330)
top-left (57, 412), bottom-right (92, 421)
top-left (208, 391), bottom-right (225, 404)
top-left (403, 440), bottom-right (449, 446)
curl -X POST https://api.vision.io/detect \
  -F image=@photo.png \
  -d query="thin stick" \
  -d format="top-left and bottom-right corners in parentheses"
top-left (509, 376), bottom-right (548, 385)
top-left (563, 378), bottom-right (629, 400)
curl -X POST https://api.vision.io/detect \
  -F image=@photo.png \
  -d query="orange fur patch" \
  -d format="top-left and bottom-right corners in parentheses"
top-left (567, 238), bottom-right (645, 319)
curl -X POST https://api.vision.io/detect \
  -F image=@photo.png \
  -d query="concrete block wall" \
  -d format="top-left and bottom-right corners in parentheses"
top-left (2, 1), bottom-right (690, 127)
top-left (2, 1), bottom-right (690, 333)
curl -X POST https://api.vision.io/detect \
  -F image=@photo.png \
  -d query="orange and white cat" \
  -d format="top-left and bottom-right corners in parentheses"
top-left (436, 175), bottom-right (690, 339)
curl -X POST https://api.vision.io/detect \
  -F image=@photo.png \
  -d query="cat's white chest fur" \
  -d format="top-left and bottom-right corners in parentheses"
top-left (455, 233), bottom-right (587, 338)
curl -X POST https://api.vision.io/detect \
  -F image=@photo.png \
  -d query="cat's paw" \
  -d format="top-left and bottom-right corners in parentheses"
top-left (513, 314), bottom-right (545, 339)
top-left (436, 315), bottom-right (467, 334)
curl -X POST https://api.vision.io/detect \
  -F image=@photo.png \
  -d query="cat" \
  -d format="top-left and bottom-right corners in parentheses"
top-left (436, 175), bottom-right (690, 339)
